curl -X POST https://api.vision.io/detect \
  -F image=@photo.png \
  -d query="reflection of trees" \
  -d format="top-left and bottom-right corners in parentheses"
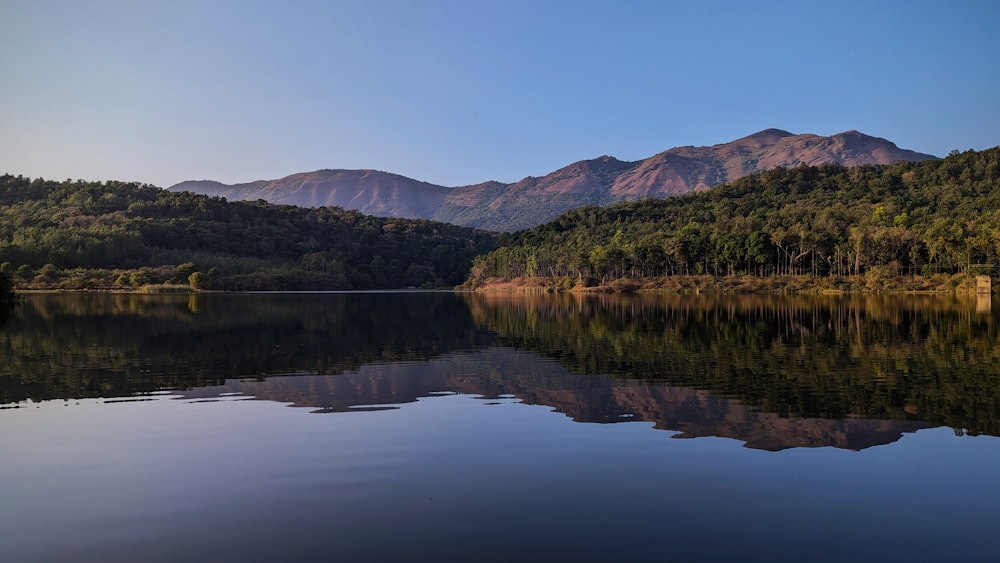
top-left (0, 293), bottom-right (491, 404)
top-left (0, 303), bottom-right (11, 330)
top-left (4, 292), bottom-right (999, 439)
top-left (463, 292), bottom-right (1000, 436)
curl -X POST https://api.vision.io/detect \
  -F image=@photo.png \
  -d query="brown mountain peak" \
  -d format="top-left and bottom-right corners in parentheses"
top-left (731, 128), bottom-right (797, 145)
top-left (169, 129), bottom-right (937, 231)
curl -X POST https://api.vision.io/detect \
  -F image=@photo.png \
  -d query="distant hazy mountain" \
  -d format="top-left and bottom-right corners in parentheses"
top-left (169, 129), bottom-right (937, 231)
top-left (169, 170), bottom-right (451, 219)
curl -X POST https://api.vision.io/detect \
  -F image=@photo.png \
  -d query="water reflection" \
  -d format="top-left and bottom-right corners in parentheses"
top-left (0, 292), bottom-right (491, 403)
top-left (181, 349), bottom-right (931, 451)
top-left (1, 292), bottom-right (998, 449)
top-left (464, 292), bottom-right (1000, 436)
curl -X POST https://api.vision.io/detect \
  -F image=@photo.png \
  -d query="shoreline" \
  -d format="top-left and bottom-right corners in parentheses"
top-left (463, 273), bottom-right (990, 295)
top-left (10, 273), bottom-right (993, 295)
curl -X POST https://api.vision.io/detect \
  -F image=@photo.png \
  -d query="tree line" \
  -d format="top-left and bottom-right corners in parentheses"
top-left (4, 147), bottom-right (1000, 293)
top-left (464, 147), bottom-right (1000, 287)
top-left (0, 175), bottom-right (497, 290)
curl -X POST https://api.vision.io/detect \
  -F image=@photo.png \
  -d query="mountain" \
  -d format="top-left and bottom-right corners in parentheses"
top-left (169, 129), bottom-right (938, 231)
top-left (462, 147), bottom-right (1000, 288)
top-left (170, 170), bottom-right (451, 219)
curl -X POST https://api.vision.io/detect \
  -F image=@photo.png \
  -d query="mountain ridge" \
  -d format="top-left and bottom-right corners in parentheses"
top-left (169, 129), bottom-right (938, 231)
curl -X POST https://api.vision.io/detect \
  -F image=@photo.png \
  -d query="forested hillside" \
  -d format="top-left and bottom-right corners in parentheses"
top-left (465, 148), bottom-right (1000, 289)
top-left (0, 176), bottom-right (496, 290)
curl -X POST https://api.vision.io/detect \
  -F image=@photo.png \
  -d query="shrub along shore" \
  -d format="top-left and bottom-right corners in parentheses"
top-left (465, 273), bottom-right (990, 294)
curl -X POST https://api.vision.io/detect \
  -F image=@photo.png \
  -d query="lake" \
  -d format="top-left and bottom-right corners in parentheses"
top-left (1, 292), bottom-right (998, 562)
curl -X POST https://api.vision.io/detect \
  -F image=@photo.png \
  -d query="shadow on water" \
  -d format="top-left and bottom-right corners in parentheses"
top-left (2, 291), bottom-right (999, 449)
top-left (0, 302), bottom-right (11, 329)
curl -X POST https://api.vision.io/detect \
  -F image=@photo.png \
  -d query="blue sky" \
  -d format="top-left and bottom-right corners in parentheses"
top-left (1, 0), bottom-right (997, 188)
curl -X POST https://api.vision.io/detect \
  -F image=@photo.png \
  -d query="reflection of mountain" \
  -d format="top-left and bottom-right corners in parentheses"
top-left (0, 293), bottom-right (493, 404)
top-left (180, 348), bottom-right (930, 451)
top-left (1, 292), bottom-right (996, 446)
top-left (463, 292), bottom-right (1000, 437)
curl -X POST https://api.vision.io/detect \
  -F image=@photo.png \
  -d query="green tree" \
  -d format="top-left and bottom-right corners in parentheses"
top-left (188, 271), bottom-right (206, 290)
top-left (174, 262), bottom-right (196, 283)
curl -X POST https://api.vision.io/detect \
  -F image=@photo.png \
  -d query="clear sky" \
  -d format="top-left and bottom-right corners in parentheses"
top-left (1, 0), bottom-right (997, 188)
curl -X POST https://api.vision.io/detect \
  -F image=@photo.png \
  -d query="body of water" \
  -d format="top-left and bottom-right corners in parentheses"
top-left (1, 292), bottom-right (998, 562)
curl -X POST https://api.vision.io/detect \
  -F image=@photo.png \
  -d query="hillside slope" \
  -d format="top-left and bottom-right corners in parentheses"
top-left (170, 129), bottom-right (938, 231)
top-left (463, 147), bottom-right (1000, 286)
top-left (0, 175), bottom-right (496, 291)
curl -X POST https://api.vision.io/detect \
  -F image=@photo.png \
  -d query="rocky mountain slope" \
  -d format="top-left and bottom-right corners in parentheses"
top-left (170, 129), bottom-right (937, 231)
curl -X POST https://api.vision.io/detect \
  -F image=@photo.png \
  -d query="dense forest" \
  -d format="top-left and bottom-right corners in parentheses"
top-left (3, 147), bottom-right (999, 293)
top-left (464, 148), bottom-right (1000, 289)
top-left (0, 175), bottom-right (496, 290)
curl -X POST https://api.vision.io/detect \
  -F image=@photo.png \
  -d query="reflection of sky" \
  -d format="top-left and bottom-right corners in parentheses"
top-left (1, 391), bottom-right (999, 562)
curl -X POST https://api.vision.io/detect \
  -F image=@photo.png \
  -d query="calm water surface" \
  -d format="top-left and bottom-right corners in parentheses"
top-left (1, 292), bottom-right (998, 562)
